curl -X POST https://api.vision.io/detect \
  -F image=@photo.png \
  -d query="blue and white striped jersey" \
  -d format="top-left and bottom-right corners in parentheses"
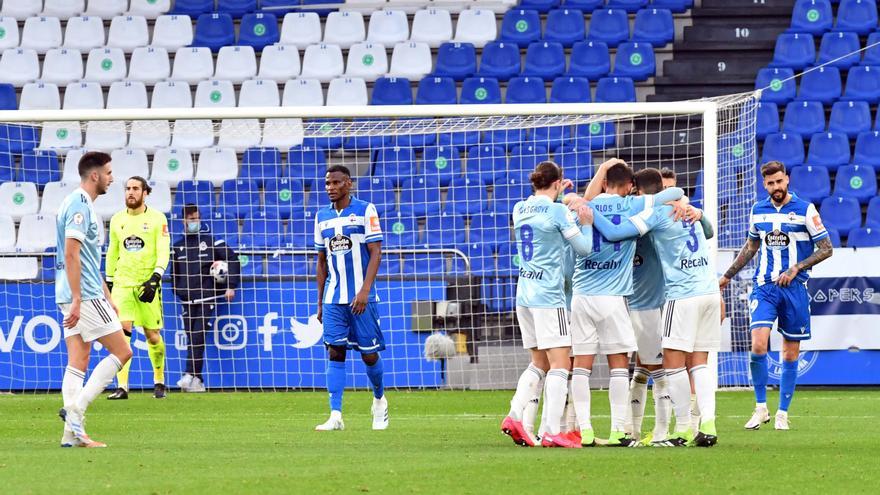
top-left (629, 233), bottom-right (665, 311)
top-left (747, 194), bottom-right (828, 286)
top-left (55, 188), bottom-right (104, 304)
top-left (314, 197), bottom-right (383, 305)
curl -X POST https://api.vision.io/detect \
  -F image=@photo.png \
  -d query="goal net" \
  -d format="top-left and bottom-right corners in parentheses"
top-left (0, 94), bottom-right (757, 392)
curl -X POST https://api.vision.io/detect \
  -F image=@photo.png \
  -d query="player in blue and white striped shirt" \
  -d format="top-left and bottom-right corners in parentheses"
top-left (314, 165), bottom-right (387, 432)
top-left (719, 161), bottom-right (832, 432)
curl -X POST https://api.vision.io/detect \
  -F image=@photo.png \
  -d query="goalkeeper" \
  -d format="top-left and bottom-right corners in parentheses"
top-left (105, 176), bottom-right (171, 400)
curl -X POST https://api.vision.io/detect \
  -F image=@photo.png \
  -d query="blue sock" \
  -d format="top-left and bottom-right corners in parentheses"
top-left (750, 353), bottom-right (768, 404)
top-left (365, 358), bottom-right (385, 399)
top-left (327, 361), bottom-right (346, 412)
top-left (779, 360), bottom-right (798, 412)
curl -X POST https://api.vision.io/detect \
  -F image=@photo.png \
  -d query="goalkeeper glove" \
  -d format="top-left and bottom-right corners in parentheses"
top-left (138, 272), bottom-right (162, 303)
top-left (106, 280), bottom-right (113, 293)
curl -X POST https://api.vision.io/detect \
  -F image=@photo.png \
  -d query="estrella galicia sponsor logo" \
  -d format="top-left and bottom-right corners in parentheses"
top-left (680, 256), bottom-right (709, 269)
top-left (767, 351), bottom-right (819, 379)
top-left (124, 235), bottom-right (145, 251)
top-left (329, 234), bottom-right (353, 255)
top-left (765, 229), bottom-right (790, 250)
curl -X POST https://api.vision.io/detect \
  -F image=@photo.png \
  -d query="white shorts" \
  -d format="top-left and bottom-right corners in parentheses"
top-left (59, 298), bottom-right (122, 343)
top-left (630, 307), bottom-right (663, 366)
top-left (516, 306), bottom-right (571, 350)
top-left (661, 293), bottom-right (721, 353)
top-left (570, 294), bottom-right (637, 356)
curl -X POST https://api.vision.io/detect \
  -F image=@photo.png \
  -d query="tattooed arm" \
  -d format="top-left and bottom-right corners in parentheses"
top-left (719, 237), bottom-right (760, 289)
top-left (775, 237), bottom-right (833, 287)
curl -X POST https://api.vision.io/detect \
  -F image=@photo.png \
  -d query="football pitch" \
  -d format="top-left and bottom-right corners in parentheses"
top-left (2, 389), bottom-right (878, 494)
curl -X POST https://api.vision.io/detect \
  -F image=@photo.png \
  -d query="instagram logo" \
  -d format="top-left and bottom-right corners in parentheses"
top-left (213, 315), bottom-right (248, 350)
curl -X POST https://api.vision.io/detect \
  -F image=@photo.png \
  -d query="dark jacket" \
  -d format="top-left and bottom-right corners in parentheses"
top-left (171, 231), bottom-right (241, 303)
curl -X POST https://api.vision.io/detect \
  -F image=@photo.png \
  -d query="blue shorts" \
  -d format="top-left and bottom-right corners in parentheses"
top-left (322, 302), bottom-right (385, 353)
top-left (749, 282), bottom-right (811, 341)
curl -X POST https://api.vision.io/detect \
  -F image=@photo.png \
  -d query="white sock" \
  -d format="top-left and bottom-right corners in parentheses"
top-left (508, 363), bottom-right (545, 421)
top-left (690, 365), bottom-right (716, 425)
top-left (629, 367), bottom-right (649, 435)
top-left (665, 367), bottom-right (691, 432)
top-left (522, 375), bottom-right (543, 435)
top-left (544, 369), bottom-right (569, 436)
top-left (74, 355), bottom-right (123, 412)
top-left (538, 382), bottom-right (549, 438)
top-left (571, 367), bottom-right (592, 432)
top-left (608, 368), bottom-right (630, 432)
top-left (650, 370), bottom-right (671, 438)
top-left (689, 394), bottom-right (701, 432)
top-left (62, 365), bottom-right (85, 409)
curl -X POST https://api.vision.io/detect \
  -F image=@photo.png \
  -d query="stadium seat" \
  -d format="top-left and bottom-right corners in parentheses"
top-left (195, 79), bottom-right (236, 107)
top-left (261, 0), bottom-right (305, 14)
top-left (152, 80), bottom-right (193, 108)
top-left (193, 13), bottom-right (234, 52)
top-left (612, 42), bottom-right (656, 81)
top-left (218, 118), bottom-right (261, 151)
top-left (401, 253), bottom-right (448, 275)
top-left (323, 11), bottom-right (365, 49)
top-left (460, 77), bottom-right (502, 104)
top-left (388, 41), bottom-right (433, 81)
top-left (595, 77), bottom-right (636, 102)
top-left (287, 145), bottom-right (327, 188)
top-left (756, 101), bottom-right (780, 140)
top-left (280, 12), bottom-right (322, 49)
top-left (171, 0), bottom-right (212, 15)
top-left (215, 45), bottom-right (258, 83)
top-left (150, 148), bottom-right (194, 187)
top-left (0, 48), bottom-right (39, 86)
top-left (128, 117), bottom-right (170, 151)
top-left (608, 0), bottom-right (649, 13)
top-left (847, 227), bottom-right (880, 247)
top-left (500, 9), bottom-right (541, 45)
top-left (0, 213), bottom-right (13, 251)
top-left (755, 67), bottom-right (796, 104)
top-left (398, 176), bottom-right (442, 217)
top-left (128, 46), bottom-right (170, 84)
top-left (836, 0), bottom-right (878, 35)
top-left (419, 145), bottom-right (461, 187)
top-left (171, 119), bottom-right (214, 150)
top-left (450, 241), bottom-right (493, 275)
top-left (240, 213), bottom-right (285, 249)
top-left (796, 66), bottom-right (840, 104)
top-left (191, 146), bottom-right (236, 187)
top-left (63, 81), bottom-right (103, 109)
top-left (59, 148), bottom-right (84, 181)
top-left (39, 121), bottom-right (82, 152)
top-left (789, 165), bottom-right (830, 203)
top-left (174, 180), bottom-right (215, 216)
top-left (0, 151), bottom-right (14, 181)
top-left (554, 144), bottom-right (593, 186)
top-left (519, 0), bottom-right (561, 13)
top-left (820, 195), bottom-right (861, 236)
top-left (0, 0), bottom-right (41, 20)
top-left (239, 13), bottom-right (279, 50)
top-left (632, 8), bottom-right (674, 47)
top-left (129, 0), bottom-right (170, 19)
top-left (21, 16), bottom-right (63, 54)
top-left (442, 174), bottom-right (486, 217)
top-left (588, 9), bottom-right (629, 47)
top-left (568, 41), bottom-right (611, 80)
top-left (239, 79), bottom-right (280, 107)
top-left (15, 213), bottom-right (56, 252)
top-left (816, 31), bottom-right (860, 70)
top-left (563, 0), bottom-right (605, 8)
top-left (347, 42), bottom-right (389, 82)
top-left (416, 77), bottom-right (457, 104)
top-left (367, 9), bottom-right (409, 44)
top-left (523, 41), bottom-right (566, 80)
top-left (829, 100), bottom-right (872, 139)
top-left (770, 33), bottom-right (816, 70)
top-left (301, 44), bottom-right (345, 82)
top-left (85, 0), bottom-right (127, 18)
top-left (282, 79), bottom-right (324, 106)
top-left (424, 212), bottom-right (466, 248)
top-left (410, 8), bottom-right (452, 48)
top-left (258, 44), bottom-right (301, 82)
top-left (492, 178), bottom-right (533, 214)
top-left (39, 180), bottom-right (77, 215)
top-left (19, 150), bottom-right (60, 187)
top-left (373, 146), bottom-right (416, 187)
top-left (453, 8), bottom-right (496, 48)
top-left (240, 147), bottom-right (283, 188)
top-left (151, 14), bottom-right (194, 51)
top-left (84, 47), bottom-right (127, 85)
top-left (761, 132), bottom-right (805, 167)
top-left (219, 179), bottom-right (261, 219)
top-left (216, 0), bottom-right (256, 18)
top-left (0, 84), bottom-right (15, 111)
top-left (854, 131), bottom-right (880, 169)
top-left (508, 144), bottom-right (549, 174)
top-left (107, 81), bottom-right (148, 109)
top-left (478, 42), bottom-right (521, 81)
top-left (326, 77), bottom-right (368, 106)
top-left (434, 42), bottom-right (477, 81)
top-left (19, 82), bottom-right (61, 110)
top-left (93, 181), bottom-right (124, 218)
top-left (264, 178), bottom-right (305, 220)
top-left (0, 181), bottom-right (39, 220)
top-left (371, 77), bottom-right (412, 105)
top-left (574, 120), bottom-right (616, 150)
top-left (843, 65), bottom-right (880, 104)
top-left (506, 76), bottom-right (547, 104)
top-left (470, 210), bottom-right (512, 248)
top-left (63, 15), bottom-right (105, 51)
top-left (0, 17), bottom-right (20, 50)
top-left (544, 8), bottom-right (585, 47)
top-left (84, 120), bottom-right (127, 149)
top-left (866, 196), bottom-right (880, 227)
top-left (261, 118), bottom-right (304, 149)
top-left (467, 145), bottom-right (507, 185)
top-left (833, 164), bottom-right (877, 204)
top-left (145, 180), bottom-right (172, 214)
top-left (355, 177), bottom-right (396, 215)
top-left (782, 100), bottom-right (825, 136)
top-left (789, 0), bottom-right (833, 35)
top-left (864, 32), bottom-right (880, 66)
top-left (550, 76), bottom-right (591, 103)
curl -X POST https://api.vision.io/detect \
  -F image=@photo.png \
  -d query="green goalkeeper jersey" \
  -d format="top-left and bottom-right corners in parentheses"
top-left (106, 206), bottom-right (171, 288)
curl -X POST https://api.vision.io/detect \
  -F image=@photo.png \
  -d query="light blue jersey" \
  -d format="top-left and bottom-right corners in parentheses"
top-left (562, 243), bottom-right (575, 310)
top-left (629, 234), bottom-right (665, 310)
top-left (55, 188), bottom-right (104, 304)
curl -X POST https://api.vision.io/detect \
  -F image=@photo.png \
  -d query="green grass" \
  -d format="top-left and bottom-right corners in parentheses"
top-left (2, 389), bottom-right (879, 494)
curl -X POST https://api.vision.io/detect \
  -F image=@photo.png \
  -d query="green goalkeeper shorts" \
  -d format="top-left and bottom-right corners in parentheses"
top-left (112, 285), bottom-right (164, 330)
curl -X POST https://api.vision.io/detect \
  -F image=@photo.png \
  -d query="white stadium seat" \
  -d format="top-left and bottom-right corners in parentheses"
top-left (258, 44), bottom-right (300, 82)
top-left (0, 182), bottom-right (40, 221)
top-left (411, 9), bottom-right (453, 48)
top-left (261, 118), bottom-right (304, 149)
top-left (61, 148), bottom-right (85, 181)
top-left (85, 0), bottom-right (128, 19)
top-left (93, 181), bottom-right (124, 219)
top-left (280, 12), bottom-right (322, 49)
top-left (151, 148), bottom-right (194, 187)
top-left (282, 78), bottom-right (324, 106)
top-left (367, 9), bottom-right (409, 45)
top-left (171, 119), bottom-right (215, 150)
top-left (218, 119), bottom-right (261, 151)
top-left (110, 148), bottom-right (150, 180)
top-left (43, 0), bottom-right (85, 19)
top-left (128, 0), bottom-right (171, 19)
top-left (454, 9), bottom-right (497, 48)
top-left (0, 17), bottom-right (21, 50)
top-left (0, 48), bottom-right (39, 86)
top-left (39, 121), bottom-right (83, 153)
top-left (108, 15), bottom-right (150, 53)
top-left (171, 46), bottom-right (215, 84)
top-left (195, 79), bottom-right (236, 108)
top-left (40, 181), bottom-right (78, 215)
top-left (1, 0), bottom-right (42, 21)
top-left (0, 214), bottom-right (16, 251)
top-left (239, 79), bottom-right (280, 107)
top-left (151, 14), bottom-right (193, 51)
top-left (128, 46), bottom-right (170, 84)
top-left (107, 80), bottom-right (149, 109)
top-left (129, 120), bottom-right (172, 152)
top-left (151, 80), bottom-right (192, 108)
top-left (389, 42), bottom-right (432, 80)
top-left (346, 42), bottom-right (388, 82)
top-left (84, 120), bottom-right (128, 150)
top-left (63, 81), bottom-right (104, 109)
top-left (41, 48), bottom-right (84, 86)
top-left (324, 11), bottom-right (365, 49)
top-left (63, 15), bottom-right (105, 51)
top-left (300, 43), bottom-right (344, 82)
top-left (16, 214), bottom-right (56, 252)
top-left (326, 77), bottom-right (368, 106)
top-left (215, 45), bottom-right (258, 83)
top-left (146, 180), bottom-right (172, 214)
top-left (388, 0), bottom-right (423, 15)
top-left (84, 47), bottom-right (127, 85)
top-left (21, 16), bottom-right (63, 53)
top-left (20, 82), bottom-right (62, 110)
top-left (195, 147), bottom-right (238, 187)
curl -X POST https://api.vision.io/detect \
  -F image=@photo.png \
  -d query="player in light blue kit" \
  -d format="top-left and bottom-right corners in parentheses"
top-left (719, 161), bottom-right (832, 431)
top-left (502, 161), bottom-right (594, 449)
top-left (56, 151), bottom-right (132, 448)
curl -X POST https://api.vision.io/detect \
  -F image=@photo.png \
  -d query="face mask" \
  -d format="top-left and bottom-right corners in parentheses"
top-left (186, 222), bottom-right (200, 234)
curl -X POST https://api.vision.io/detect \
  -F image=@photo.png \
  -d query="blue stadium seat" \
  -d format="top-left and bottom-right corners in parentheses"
top-left (470, 210), bottom-right (512, 248)
top-left (260, 0), bottom-right (303, 14)
top-left (551, 76), bottom-right (591, 103)
top-left (588, 9), bottom-right (629, 47)
top-left (568, 41), bottom-right (611, 80)
top-left (373, 146), bottom-right (416, 187)
top-left (287, 145), bottom-right (327, 189)
top-left (608, 0), bottom-right (649, 12)
top-left (482, 128), bottom-right (528, 151)
top-left (478, 42), bottom-right (521, 81)
top-left (492, 178), bottom-right (533, 214)
top-left (467, 145), bottom-right (507, 185)
top-left (595, 77), bottom-right (636, 102)
top-left (836, 0), bottom-right (879, 35)
top-left (544, 8), bottom-right (585, 47)
top-left (508, 144), bottom-right (549, 175)
top-left (756, 102), bottom-right (780, 140)
top-left (238, 13), bottom-right (279, 50)
top-left (816, 31), bottom-right (860, 69)
top-left (796, 66), bottom-right (840, 104)
top-left (519, 0), bottom-right (561, 12)
top-left (424, 213), bottom-right (466, 248)
top-left (651, 0), bottom-right (693, 13)
top-left (819, 196), bottom-right (861, 236)
top-left (863, 32), bottom-right (880, 65)
top-left (500, 9), bottom-right (542, 45)
top-left (192, 13), bottom-right (235, 52)
top-left (355, 177), bottom-right (396, 215)
top-left (264, 178), bottom-right (305, 220)
top-left (240, 147), bottom-right (282, 187)
top-left (416, 77), bottom-right (457, 105)
top-left (632, 8), bottom-right (674, 47)
top-left (0, 124), bottom-right (38, 154)
top-left (0, 152), bottom-right (13, 182)
top-left (19, 150), bottom-right (59, 188)
top-left (574, 120), bottom-right (616, 150)
top-left (806, 132), bottom-right (850, 170)
top-left (523, 42), bottom-right (566, 79)
top-left (554, 144), bottom-right (593, 187)
top-left (402, 254), bottom-right (448, 275)
top-left (172, 0), bottom-right (214, 15)
top-left (829, 100), bottom-right (872, 138)
top-left (460, 77), bottom-right (502, 104)
top-left (382, 213), bottom-right (420, 247)
top-left (770, 33), bottom-right (816, 70)
top-left (612, 42), bottom-right (656, 81)
top-left (300, 0), bottom-right (345, 15)
top-left (789, 0), bottom-right (834, 35)
top-left (826, 227), bottom-right (842, 247)
top-left (564, 0), bottom-right (605, 9)
top-left (782, 100), bottom-right (825, 136)
top-left (371, 77), bottom-right (413, 105)
top-left (833, 164), bottom-right (877, 204)
top-left (240, 212), bottom-right (284, 249)
top-left (438, 131), bottom-right (480, 152)
top-left (301, 118), bottom-right (343, 150)
top-left (854, 131), bottom-right (880, 169)
top-left (844, 66), bottom-right (880, 104)
top-left (532, 125), bottom-right (572, 152)
top-left (755, 67), bottom-right (796, 104)
top-left (174, 180), bottom-right (215, 215)
top-left (399, 176), bottom-right (442, 217)
top-left (506, 76), bottom-right (547, 104)
top-left (789, 165), bottom-right (830, 203)
top-left (433, 42), bottom-right (477, 81)
top-left (866, 196), bottom-right (880, 227)
top-left (220, 179), bottom-right (261, 219)
top-left (445, 174), bottom-right (488, 217)
top-left (207, 213), bottom-right (240, 248)
top-left (218, 0), bottom-right (258, 18)
top-left (239, 254), bottom-right (263, 276)
top-left (265, 254), bottom-right (312, 276)
top-left (421, 145), bottom-right (462, 186)
top-left (847, 227), bottom-right (880, 247)
top-left (761, 132), bottom-right (805, 167)
top-left (451, 242), bottom-right (494, 276)
top-left (495, 243), bottom-right (521, 277)
top-left (0, 84), bottom-right (16, 110)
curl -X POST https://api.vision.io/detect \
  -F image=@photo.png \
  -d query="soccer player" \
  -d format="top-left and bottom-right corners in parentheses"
top-left (314, 165), bottom-right (388, 431)
top-left (660, 168), bottom-right (677, 189)
top-left (719, 160), bottom-right (832, 431)
top-left (57, 151), bottom-right (133, 447)
top-left (502, 161), bottom-right (594, 449)
top-left (105, 177), bottom-right (171, 399)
